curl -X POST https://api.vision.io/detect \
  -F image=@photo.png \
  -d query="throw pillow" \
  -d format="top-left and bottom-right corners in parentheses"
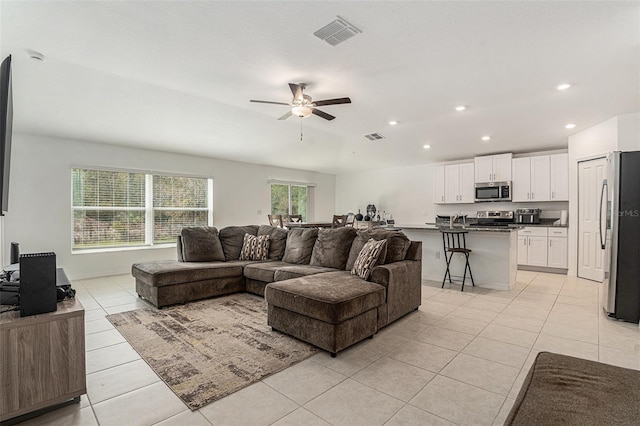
top-left (345, 231), bottom-right (388, 271)
top-left (257, 225), bottom-right (288, 261)
top-left (239, 234), bottom-right (271, 261)
top-left (180, 227), bottom-right (225, 262)
top-left (282, 228), bottom-right (319, 264)
top-left (310, 227), bottom-right (357, 269)
top-left (219, 225), bottom-right (259, 260)
top-left (352, 238), bottom-right (388, 280)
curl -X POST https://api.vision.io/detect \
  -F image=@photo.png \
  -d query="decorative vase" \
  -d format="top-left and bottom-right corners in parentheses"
top-left (366, 204), bottom-right (376, 219)
top-left (364, 215), bottom-right (371, 221)
top-left (355, 209), bottom-right (364, 221)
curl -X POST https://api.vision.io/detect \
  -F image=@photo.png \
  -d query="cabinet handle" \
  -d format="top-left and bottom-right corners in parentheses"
top-left (527, 192), bottom-right (530, 200)
top-left (528, 239), bottom-right (531, 246)
top-left (549, 240), bottom-right (552, 247)
top-left (552, 191), bottom-right (555, 199)
top-left (532, 192), bottom-right (535, 199)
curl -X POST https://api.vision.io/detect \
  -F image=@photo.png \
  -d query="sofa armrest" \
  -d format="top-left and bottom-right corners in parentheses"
top-left (369, 259), bottom-right (422, 325)
top-left (405, 241), bottom-right (422, 261)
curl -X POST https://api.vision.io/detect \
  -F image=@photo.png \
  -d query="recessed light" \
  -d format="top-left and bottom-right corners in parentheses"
top-left (455, 106), bottom-right (466, 112)
top-left (423, 144), bottom-right (431, 149)
top-left (388, 120), bottom-right (398, 126)
top-left (565, 123), bottom-right (576, 129)
top-left (557, 83), bottom-right (571, 90)
top-left (481, 136), bottom-right (491, 141)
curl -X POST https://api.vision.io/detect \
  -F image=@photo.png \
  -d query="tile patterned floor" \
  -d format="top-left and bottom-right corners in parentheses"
top-left (18, 271), bottom-right (640, 426)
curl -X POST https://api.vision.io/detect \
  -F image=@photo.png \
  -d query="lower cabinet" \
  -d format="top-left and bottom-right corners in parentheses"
top-left (518, 227), bottom-right (568, 269)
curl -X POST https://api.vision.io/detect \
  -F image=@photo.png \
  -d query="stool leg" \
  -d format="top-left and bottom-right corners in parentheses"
top-left (442, 251), bottom-right (453, 288)
top-left (466, 254), bottom-right (475, 287)
top-left (461, 254), bottom-right (468, 292)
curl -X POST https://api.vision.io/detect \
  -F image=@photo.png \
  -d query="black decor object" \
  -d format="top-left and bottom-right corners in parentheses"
top-left (0, 55), bottom-right (13, 215)
top-left (355, 209), bottom-right (363, 221)
top-left (19, 252), bottom-right (57, 317)
top-left (366, 204), bottom-right (376, 219)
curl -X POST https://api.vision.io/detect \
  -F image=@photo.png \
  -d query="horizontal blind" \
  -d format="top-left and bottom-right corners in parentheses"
top-left (153, 175), bottom-right (209, 244)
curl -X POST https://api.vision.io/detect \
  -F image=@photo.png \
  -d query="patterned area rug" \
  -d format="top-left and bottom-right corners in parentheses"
top-left (106, 293), bottom-right (317, 410)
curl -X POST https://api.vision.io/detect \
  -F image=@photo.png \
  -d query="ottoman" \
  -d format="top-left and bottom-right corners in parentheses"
top-left (264, 271), bottom-right (386, 356)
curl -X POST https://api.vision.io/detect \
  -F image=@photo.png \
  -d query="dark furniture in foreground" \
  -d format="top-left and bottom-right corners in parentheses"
top-left (132, 225), bottom-right (422, 356)
top-left (506, 351), bottom-right (640, 425)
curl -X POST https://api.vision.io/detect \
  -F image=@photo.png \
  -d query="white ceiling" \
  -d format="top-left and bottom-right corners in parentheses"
top-left (1, 1), bottom-right (638, 174)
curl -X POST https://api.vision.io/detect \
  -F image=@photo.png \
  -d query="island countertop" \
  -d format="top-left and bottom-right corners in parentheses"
top-left (395, 223), bottom-right (523, 233)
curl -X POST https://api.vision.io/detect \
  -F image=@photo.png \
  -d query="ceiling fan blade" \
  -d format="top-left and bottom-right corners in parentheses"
top-left (250, 100), bottom-right (290, 106)
top-left (313, 97), bottom-right (351, 107)
top-left (312, 108), bottom-right (335, 121)
top-left (277, 111), bottom-right (293, 120)
top-left (288, 83), bottom-right (303, 101)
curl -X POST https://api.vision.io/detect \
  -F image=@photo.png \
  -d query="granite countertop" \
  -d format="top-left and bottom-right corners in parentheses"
top-left (508, 219), bottom-right (569, 228)
top-left (396, 224), bottom-right (521, 233)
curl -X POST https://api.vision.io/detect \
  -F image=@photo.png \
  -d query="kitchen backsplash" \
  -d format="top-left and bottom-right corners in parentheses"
top-left (433, 201), bottom-right (569, 220)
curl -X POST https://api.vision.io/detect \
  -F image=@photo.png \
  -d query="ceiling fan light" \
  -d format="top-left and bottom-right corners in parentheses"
top-left (291, 106), bottom-right (313, 118)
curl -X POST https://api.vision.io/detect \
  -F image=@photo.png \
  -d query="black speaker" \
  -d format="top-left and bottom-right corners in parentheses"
top-left (10, 241), bottom-right (19, 264)
top-left (19, 252), bottom-right (57, 317)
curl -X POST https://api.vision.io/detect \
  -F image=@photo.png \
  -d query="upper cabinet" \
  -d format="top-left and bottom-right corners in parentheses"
top-left (433, 165), bottom-right (446, 204)
top-left (550, 153), bottom-right (569, 201)
top-left (474, 153), bottom-right (512, 183)
top-left (433, 163), bottom-right (474, 204)
top-left (512, 153), bottom-right (568, 202)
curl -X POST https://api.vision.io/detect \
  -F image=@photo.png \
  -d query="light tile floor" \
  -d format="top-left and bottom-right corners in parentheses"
top-left (18, 271), bottom-right (640, 426)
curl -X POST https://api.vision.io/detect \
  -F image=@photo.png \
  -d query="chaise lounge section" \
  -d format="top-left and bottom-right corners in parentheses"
top-left (132, 224), bottom-right (422, 355)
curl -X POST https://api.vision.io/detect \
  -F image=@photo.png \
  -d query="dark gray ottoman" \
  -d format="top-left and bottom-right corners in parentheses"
top-left (265, 271), bottom-right (385, 356)
top-left (132, 260), bottom-right (247, 308)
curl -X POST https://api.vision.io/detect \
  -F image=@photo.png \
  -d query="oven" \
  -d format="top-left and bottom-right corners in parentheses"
top-left (475, 181), bottom-right (511, 202)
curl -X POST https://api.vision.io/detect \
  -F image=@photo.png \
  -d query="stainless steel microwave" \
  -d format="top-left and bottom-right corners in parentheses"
top-left (475, 181), bottom-right (512, 202)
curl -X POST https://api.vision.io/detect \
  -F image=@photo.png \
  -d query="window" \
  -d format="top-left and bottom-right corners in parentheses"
top-left (72, 168), bottom-right (212, 250)
top-left (270, 183), bottom-right (308, 220)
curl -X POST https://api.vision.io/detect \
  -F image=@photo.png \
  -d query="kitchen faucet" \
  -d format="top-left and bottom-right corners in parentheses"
top-left (450, 213), bottom-right (459, 228)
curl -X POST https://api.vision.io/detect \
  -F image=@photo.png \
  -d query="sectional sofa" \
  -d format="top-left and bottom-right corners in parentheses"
top-left (132, 225), bottom-right (422, 355)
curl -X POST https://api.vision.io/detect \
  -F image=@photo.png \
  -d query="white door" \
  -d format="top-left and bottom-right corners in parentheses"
top-left (578, 158), bottom-right (607, 281)
top-left (530, 155), bottom-right (551, 201)
top-left (459, 163), bottom-right (475, 203)
top-left (433, 166), bottom-right (445, 204)
top-left (512, 158), bottom-right (531, 202)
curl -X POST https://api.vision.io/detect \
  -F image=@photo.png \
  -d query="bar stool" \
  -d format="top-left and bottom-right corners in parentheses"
top-left (440, 230), bottom-right (475, 291)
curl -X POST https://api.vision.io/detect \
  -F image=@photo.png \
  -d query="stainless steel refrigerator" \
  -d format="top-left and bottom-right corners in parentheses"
top-left (601, 151), bottom-right (640, 323)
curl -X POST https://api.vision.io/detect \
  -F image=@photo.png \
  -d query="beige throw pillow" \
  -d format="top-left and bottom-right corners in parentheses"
top-left (351, 238), bottom-right (387, 280)
top-left (239, 234), bottom-right (271, 261)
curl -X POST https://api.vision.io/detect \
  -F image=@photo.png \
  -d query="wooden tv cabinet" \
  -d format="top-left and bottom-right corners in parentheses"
top-left (0, 298), bottom-right (86, 422)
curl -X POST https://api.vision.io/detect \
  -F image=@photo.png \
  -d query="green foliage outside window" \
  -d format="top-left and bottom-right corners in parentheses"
top-left (271, 183), bottom-right (308, 220)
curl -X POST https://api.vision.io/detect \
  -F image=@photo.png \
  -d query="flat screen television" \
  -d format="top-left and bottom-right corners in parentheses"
top-left (0, 55), bottom-right (13, 215)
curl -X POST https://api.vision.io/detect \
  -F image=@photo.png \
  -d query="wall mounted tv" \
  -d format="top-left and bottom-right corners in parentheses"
top-left (0, 55), bottom-right (13, 215)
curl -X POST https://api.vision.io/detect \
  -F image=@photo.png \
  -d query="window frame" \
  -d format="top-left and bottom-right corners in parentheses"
top-left (269, 180), bottom-right (312, 221)
top-left (71, 166), bottom-right (213, 253)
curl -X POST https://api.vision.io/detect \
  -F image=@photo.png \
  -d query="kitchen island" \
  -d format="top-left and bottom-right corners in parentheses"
top-left (399, 224), bottom-right (520, 291)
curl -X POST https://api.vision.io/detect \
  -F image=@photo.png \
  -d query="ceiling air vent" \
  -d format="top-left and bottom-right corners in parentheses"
top-left (364, 133), bottom-right (385, 141)
top-left (314, 16), bottom-right (361, 46)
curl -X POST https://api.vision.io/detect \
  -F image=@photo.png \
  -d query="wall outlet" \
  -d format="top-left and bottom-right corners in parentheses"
top-left (435, 250), bottom-right (441, 259)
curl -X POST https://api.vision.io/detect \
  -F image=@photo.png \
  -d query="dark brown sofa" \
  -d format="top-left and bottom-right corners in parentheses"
top-left (132, 225), bottom-right (422, 355)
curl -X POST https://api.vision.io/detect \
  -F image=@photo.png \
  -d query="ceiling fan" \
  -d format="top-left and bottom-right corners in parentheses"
top-left (250, 83), bottom-right (351, 121)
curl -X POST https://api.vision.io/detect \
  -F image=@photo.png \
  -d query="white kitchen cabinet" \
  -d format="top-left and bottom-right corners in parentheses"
top-left (474, 153), bottom-right (512, 183)
top-left (518, 227), bottom-right (548, 267)
top-left (530, 155), bottom-right (551, 201)
top-left (444, 163), bottom-right (474, 203)
top-left (550, 153), bottom-right (569, 201)
top-left (433, 165), bottom-right (446, 204)
top-left (547, 227), bottom-right (568, 268)
top-left (512, 157), bottom-right (532, 202)
top-left (512, 155), bottom-right (551, 202)
top-left (518, 227), bottom-right (568, 269)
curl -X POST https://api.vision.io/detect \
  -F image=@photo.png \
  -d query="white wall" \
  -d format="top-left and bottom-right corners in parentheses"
top-left (3, 133), bottom-right (336, 279)
top-left (567, 112), bottom-right (640, 277)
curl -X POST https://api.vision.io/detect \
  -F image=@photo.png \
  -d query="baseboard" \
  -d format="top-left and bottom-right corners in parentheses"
top-left (517, 265), bottom-right (568, 275)
top-left (422, 274), bottom-right (510, 291)
top-left (68, 269), bottom-right (131, 281)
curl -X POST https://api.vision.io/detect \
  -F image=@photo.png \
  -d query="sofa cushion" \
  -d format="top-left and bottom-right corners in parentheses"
top-left (345, 232), bottom-right (388, 271)
top-left (219, 225), bottom-right (259, 261)
top-left (282, 228), bottom-right (318, 265)
top-left (132, 260), bottom-right (243, 287)
top-left (358, 229), bottom-right (410, 264)
top-left (352, 238), bottom-right (388, 280)
top-left (310, 227), bottom-right (357, 270)
top-left (239, 234), bottom-right (270, 261)
top-left (273, 264), bottom-right (338, 281)
top-left (243, 261), bottom-right (290, 283)
top-left (180, 227), bottom-right (225, 262)
top-left (258, 225), bottom-right (288, 261)
top-left (265, 271), bottom-right (385, 324)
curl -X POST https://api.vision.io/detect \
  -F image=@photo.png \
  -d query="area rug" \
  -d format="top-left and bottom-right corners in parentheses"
top-left (106, 294), bottom-right (317, 410)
